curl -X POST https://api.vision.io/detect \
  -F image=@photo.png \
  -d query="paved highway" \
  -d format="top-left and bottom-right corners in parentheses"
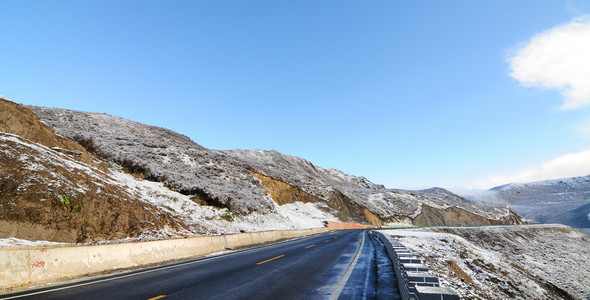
top-left (1, 230), bottom-right (400, 300)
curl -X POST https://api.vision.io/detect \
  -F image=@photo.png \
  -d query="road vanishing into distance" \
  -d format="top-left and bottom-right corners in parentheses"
top-left (2, 230), bottom-right (401, 300)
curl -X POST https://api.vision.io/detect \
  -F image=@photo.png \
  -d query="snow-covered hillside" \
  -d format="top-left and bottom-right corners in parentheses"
top-left (491, 175), bottom-right (590, 203)
top-left (27, 105), bottom-right (520, 228)
top-left (27, 106), bottom-right (274, 214)
top-left (380, 225), bottom-right (590, 299)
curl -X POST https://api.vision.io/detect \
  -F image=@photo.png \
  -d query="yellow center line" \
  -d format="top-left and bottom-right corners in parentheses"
top-left (148, 295), bottom-right (166, 300)
top-left (256, 254), bottom-right (285, 265)
top-left (324, 240), bottom-right (330, 243)
top-left (305, 244), bottom-right (316, 248)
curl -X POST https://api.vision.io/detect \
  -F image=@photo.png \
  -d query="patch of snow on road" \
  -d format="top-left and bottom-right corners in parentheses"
top-left (205, 250), bottom-right (235, 257)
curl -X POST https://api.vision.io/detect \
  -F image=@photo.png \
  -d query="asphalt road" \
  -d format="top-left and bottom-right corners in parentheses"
top-left (1, 230), bottom-right (400, 300)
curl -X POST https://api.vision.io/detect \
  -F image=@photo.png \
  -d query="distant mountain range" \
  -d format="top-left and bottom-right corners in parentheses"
top-left (466, 176), bottom-right (590, 230)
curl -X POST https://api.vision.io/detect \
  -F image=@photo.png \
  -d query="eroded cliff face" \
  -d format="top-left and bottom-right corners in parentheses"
top-left (413, 205), bottom-right (523, 226)
top-left (363, 208), bottom-right (383, 227)
top-left (328, 189), bottom-right (380, 225)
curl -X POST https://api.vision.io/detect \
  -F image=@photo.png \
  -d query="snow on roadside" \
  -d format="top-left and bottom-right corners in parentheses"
top-left (379, 225), bottom-right (590, 300)
top-left (0, 238), bottom-right (65, 248)
top-left (235, 201), bottom-right (339, 232)
top-left (204, 250), bottom-right (235, 257)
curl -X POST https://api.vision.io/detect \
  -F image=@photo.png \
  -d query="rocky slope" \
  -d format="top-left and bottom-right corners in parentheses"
top-left (468, 176), bottom-right (590, 230)
top-left (0, 97), bottom-right (523, 243)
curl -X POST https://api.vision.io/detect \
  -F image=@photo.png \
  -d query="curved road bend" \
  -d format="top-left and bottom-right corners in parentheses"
top-left (2, 230), bottom-right (400, 300)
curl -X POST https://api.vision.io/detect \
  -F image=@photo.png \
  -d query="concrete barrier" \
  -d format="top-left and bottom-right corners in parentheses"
top-left (0, 227), bottom-right (328, 291)
top-left (373, 231), bottom-right (459, 300)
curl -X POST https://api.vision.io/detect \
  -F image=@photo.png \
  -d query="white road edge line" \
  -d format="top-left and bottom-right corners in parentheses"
top-left (0, 232), bottom-right (334, 299)
top-left (329, 230), bottom-right (366, 300)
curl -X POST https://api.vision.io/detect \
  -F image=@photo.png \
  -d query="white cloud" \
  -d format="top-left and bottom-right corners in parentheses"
top-left (472, 149), bottom-right (590, 188)
top-left (510, 16), bottom-right (590, 109)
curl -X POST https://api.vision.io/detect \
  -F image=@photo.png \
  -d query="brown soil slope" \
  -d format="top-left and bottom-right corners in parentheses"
top-left (0, 98), bottom-right (185, 242)
top-left (0, 99), bottom-right (83, 151)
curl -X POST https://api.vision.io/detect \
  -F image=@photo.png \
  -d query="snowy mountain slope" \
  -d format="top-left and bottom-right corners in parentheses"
top-left (469, 175), bottom-right (590, 229)
top-left (26, 103), bottom-right (521, 228)
top-left (491, 175), bottom-right (590, 203)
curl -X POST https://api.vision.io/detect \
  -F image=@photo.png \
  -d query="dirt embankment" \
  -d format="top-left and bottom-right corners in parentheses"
top-left (0, 98), bottom-right (185, 242)
top-left (0, 99), bottom-right (83, 151)
top-left (251, 171), bottom-right (383, 226)
top-left (327, 189), bottom-right (381, 226)
top-left (413, 205), bottom-right (523, 226)
top-left (250, 171), bottom-right (320, 205)
top-left (0, 99), bottom-right (101, 170)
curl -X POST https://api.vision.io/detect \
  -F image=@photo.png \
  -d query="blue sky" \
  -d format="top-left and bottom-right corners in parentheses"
top-left (2, 1), bottom-right (590, 190)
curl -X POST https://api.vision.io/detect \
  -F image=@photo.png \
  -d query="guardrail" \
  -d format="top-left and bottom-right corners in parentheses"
top-left (372, 231), bottom-right (459, 300)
